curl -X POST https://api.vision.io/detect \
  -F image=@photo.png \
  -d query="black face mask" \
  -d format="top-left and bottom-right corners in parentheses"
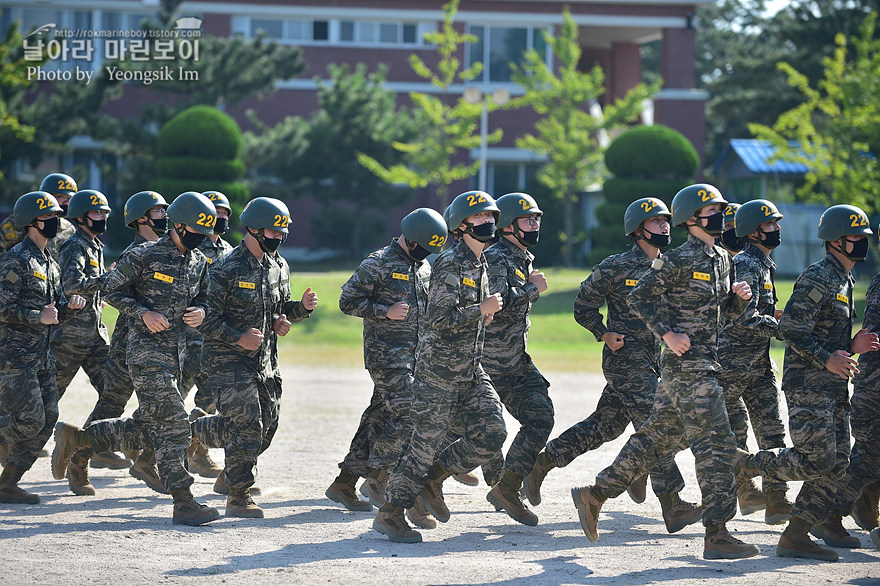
top-left (59, 204), bottom-right (69, 217)
top-left (760, 229), bottom-right (781, 249)
top-left (214, 217), bottom-right (229, 234)
top-left (149, 217), bottom-right (168, 236)
top-left (408, 241), bottom-right (431, 261)
top-left (36, 216), bottom-right (60, 239)
top-left (843, 237), bottom-right (869, 262)
top-left (720, 228), bottom-right (745, 252)
top-left (179, 229), bottom-right (207, 251)
top-left (88, 218), bottom-right (107, 234)
top-left (518, 229), bottom-right (540, 247)
top-left (260, 236), bottom-right (283, 253)
top-left (468, 222), bottom-right (496, 243)
top-left (698, 212), bottom-right (725, 236)
top-left (642, 229), bottom-right (671, 249)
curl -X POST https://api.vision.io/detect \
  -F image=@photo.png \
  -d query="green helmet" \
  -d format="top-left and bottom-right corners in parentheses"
top-left (202, 190), bottom-right (231, 212)
top-left (817, 204), bottom-right (873, 241)
top-left (167, 191), bottom-right (217, 236)
top-left (624, 197), bottom-right (671, 235)
top-left (240, 197), bottom-right (290, 235)
top-left (124, 191), bottom-right (168, 228)
top-left (723, 202), bottom-right (741, 225)
top-left (670, 183), bottom-right (728, 227)
top-left (13, 191), bottom-right (62, 228)
top-left (39, 173), bottom-right (78, 196)
top-left (735, 199), bottom-right (783, 237)
top-left (446, 190), bottom-right (499, 234)
top-left (496, 193), bottom-right (542, 229)
top-left (67, 189), bottom-right (111, 220)
top-left (401, 208), bottom-right (448, 254)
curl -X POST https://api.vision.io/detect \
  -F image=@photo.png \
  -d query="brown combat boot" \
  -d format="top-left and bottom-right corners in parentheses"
top-left (68, 454), bottom-right (96, 496)
top-left (0, 443), bottom-right (9, 466)
top-left (406, 494), bottom-right (437, 529)
top-left (373, 503), bottom-right (422, 543)
top-left (187, 438), bottom-right (222, 479)
top-left (737, 477), bottom-right (766, 516)
top-left (325, 468), bottom-right (372, 511)
top-left (627, 474), bottom-right (649, 504)
top-left (419, 462), bottom-right (452, 523)
top-left (851, 481), bottom-right (880, 531)
top-left (487, 470), bottom-right (538, 526)
top-left (129, 450), bottom-right (169, 494)
top-left (0, 465), bottom-right (40, 504)
top-left (811, 514), bottom-right (861, 548)
top-left (522, 451), bottom-right (554, 507)
top-left (733, 448), bottom-right (759, 482)
top-left (871, 527), bottom-right (880, 550)
top-left (452, 472), bottom-right (480, 486)
top-left (51, 422), bottom-right (88, 480)
top-left (226, 487), bottom-right (264, 518)
top-left (704, 524), bottom-right (759, 559)
top-left (359, 470), bottom-right (388, 508)
top-left (777, 516), bottom-right (838, 561)
top-left (171, 487), bottom-right (220, 526)
top-left (571, 485), bottom-right (604, 542)
top-left (90, 451), bottom-right (132, 470)
top-left (765, 490), bottom-right (793, 525)
top-left (659, 492), bottom-right (704, 533)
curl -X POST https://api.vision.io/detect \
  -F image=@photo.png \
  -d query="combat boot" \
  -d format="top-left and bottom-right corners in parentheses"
top-left (522, 451), bottom-right (554, 506)
top-left (171, 487), bottom-right (220, 526)
top-left (627, 474), bottom-right (648, 504)
top-left (777, 516), bottom-right (838, 561)
top-left (213, 470), bottom-right (259, 495)
top-left (226, 487), bottom-right (264, 518)
top-left (0, 442), bottom-right (9, 466)
top-left (571, 485), bottom-right (604, 542)
top-left (325, 468), bottom-right (372, 511)
top-left (871, 527), bottom-right (880, 550)
top-left (659, 492), bottom-right (703, 533)
top-left (703, 525), bottom-right (759, 559)
top-left (359, 470), bottom-right (388, 508)
top-left (452, 472), bottom-right (479, 486)
top-left (51, 422), bottom-right (88, 480)
top-left (68, 454), bottom-right (96, 496)
top-left (487, 470), bottom-right (538, 526)
top-left (406, 494), bottom-right (437, 529)
top-left (419, 462), bottom-right (452, 523)
top-left (373, 503), bottom-right (422, 543)
top-left (810, 514), bottom-right (861, 548)
top-left (764, 490), bottom-right (793, 525)
top-left (129, 450), bottom-right (169, 494)
top-left (187, 408), bottom-right (222, 478)
top-left (0, 464), bottom-right (40, 504)
top-left (90, 451), bottom-right (132, 470)
top-left (737, 477), bottom-right (766, 516)
top-left (851, 481), bottom-right (880, 531)
top-left (733, 448), bottom-right (759, 482)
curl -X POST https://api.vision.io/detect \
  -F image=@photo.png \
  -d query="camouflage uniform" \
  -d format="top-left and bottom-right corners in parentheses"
top-left (85, 234), bottom-right (209, 492)
top-left (385, 239), bottom-right (507, 508)
top-left (592, 234), bottom-right (747, 526)
top-left (0, 216), bottom-right (24, 255)
top-left (0, 237), bottom-right (78, 470)
top-left (482, 237), bottom-right (553, 479)
top-left (337, 240), bottom-right (430, 476)
top-left (44, 217), bottom-right (75, 262)
top-left (192, 242), bottom-right (310, 490)
top-left (551, 243), bottom-right (685, 496)
top-left (51, 226), bottom-right (109, 403)
top-left (751, 252), bottom-right (856, 525)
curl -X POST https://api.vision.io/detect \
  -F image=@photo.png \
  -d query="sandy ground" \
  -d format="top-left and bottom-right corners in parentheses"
top-left (3, 364), bottom-right (879, 585)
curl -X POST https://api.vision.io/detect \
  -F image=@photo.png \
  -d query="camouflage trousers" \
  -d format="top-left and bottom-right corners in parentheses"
top-left (339, 368), bottom-right (412, 477)
top-left (52, 340), bottom-right (108, 402)
top-left (89, 338), bottom-right (134, 425)
top-left (87, 366), bottom-right (193, 492)
top-left (0, 368), bottom-right (59, 470)
top-left (594, 369), bottom-right (738, 526)
top-left (546, 368), bottom-right (686, 498)
top-left (751, 385), bottom-right (850, 526)
top-left (192, 365), bottom-right (282, 490)
top-left (490, 363), bottom-right (554, 479)
top-left (180, 335), bottom-right (214, 413)
top-left (833, 383), bottom-right (880, 516)
top-left (385, 370), bottom-right (507, 509)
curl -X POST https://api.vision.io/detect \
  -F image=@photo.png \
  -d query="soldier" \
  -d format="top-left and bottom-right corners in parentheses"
top-left (718, 202), bottom-right (744, 255)
top-left (327, 207), bottom-right (447, 531)
top-left (0, 191), bottom-right (85, 503)
top-left (373, 191), bottom-right (507, 543)
top-left (39, 173), bottom-right (78, 261)
top-left (52, 191), bottom-right (220, 526)
top-left (738, 204), bottom-right (880, 561)
top-left (571, 183), bottom-right (760, 560)
top-left (525, 197), bottom-right (701, 534)
top-left (716, 200), bottom-right (794, 524)
top-left (192, 197), bottom-right (316, 518)
top-left (477, 192), bottom-right (553, 527)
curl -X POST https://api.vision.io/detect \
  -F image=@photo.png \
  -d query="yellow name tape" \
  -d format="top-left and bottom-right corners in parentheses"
top-left (837, 293), bottom-right (849, 303)
top-left (89, 258), bottom-right (99, 267)
top-left (764, 283), bottom-right (773, 290)
top-left (33, 270), bottom-right (46, 281)
top-left (515, 269), bottom-right (526, 280)
top-left (392, 272), bottom-right (409, 281)
top-left (238, 281), bottom-right (256, 289)
top-left (205, 257), bottom-right (213, 264)
top-left (153, 272), bottom-right (173, 284)
top-left (692, 272), bottom-right (710, 281)
top-left (462, 277), bottom-right (476, 288)
top-left (625, 279), bottom-right (638, 287)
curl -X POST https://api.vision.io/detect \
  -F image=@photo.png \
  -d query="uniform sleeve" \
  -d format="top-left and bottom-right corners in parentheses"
top-left (488, 258), bottom-right (538, 316)
top-left (192, 259), bottom-right (209, 315)
top-left (338, 257), bottom-right (390, 319)
top-left (425, 258), bottom-right (482, 332)
top-left (58, 240), bottom-right (103, 297)
top-left (720, 257), bottom-right (752, 324)
top-left (198, 263), bottom-right (242, 346)
top-left (729, 257), bottom-right (778, 336)
top-left (573, 262), bottom-right (612, 341)
top-left (51, 259), bottom-right (76, 324)
top-left (0, 256), bottom-right (42, 325)
top-left (779, 273), bottom-right (833, 368)
top-left (628, 257), bottom-right (676, 340)
top-left (861, 276), bottom-right (880, 333)
top-left (101, 250), bottom-right (150, 320)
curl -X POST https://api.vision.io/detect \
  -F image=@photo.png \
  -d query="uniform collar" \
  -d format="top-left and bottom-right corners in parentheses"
top-left (825, 251), bottom-right (854, 284)
top-left (743, 242), bottom-right (775, 270)
top-left (391, 238), bottom-right (420, 266)
top-left (455, 238), bottom-right (483, 265)
top-left (688, 233), bottom-right (719, 256)
top-left (496, 236), bottom-right (534, 262)
top-left (74, 225), bottom-right (103, 249)
top-left (22, 235), bottom-right (48, 260)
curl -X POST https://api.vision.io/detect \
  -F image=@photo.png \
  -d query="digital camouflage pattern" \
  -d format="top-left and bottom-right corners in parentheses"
top-left (0, 215), bottom-right (24, 254)
top-left (44, 217), bottom-right (75, 262)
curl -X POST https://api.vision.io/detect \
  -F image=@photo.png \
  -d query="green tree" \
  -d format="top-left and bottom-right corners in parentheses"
top-left (748, 13), bottom-right (880, 211)
top-left (511, 9), bottom-right (661, 266)
top-left (0, 22), bottom-right (38, 182)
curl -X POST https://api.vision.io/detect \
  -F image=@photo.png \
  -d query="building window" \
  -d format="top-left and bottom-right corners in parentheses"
top-left (338, 21), bottom-right (421, 46)
top-left (467, 25), bottom-right (549, 83)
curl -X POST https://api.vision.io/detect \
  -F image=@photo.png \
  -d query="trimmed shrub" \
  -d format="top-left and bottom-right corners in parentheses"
top-left (604, 125), bottom-right (699, 179)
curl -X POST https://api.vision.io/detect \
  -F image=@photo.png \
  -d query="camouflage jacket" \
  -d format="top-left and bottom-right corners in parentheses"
top-left (200, 242), bottom-right (310, 374)
top-left (629, 234), bottom-right (747, 372)
top-left (853, 271), bottom-right (880, 392)
top-left (52, 227), bottom-right (109, 346)
top-left (102, 233), bottom-right (208, 368)
top-left (107, 234), bottom-right (152, 352)
top-left (779, 252), bottom-right (854, 373)
top-left (339, 239), bottom-right (430, 371)
top-left (0, 215), bottom-right (24, 254)
top-left (414, 239), bottom-right (489, 385)
top-left (0, 236), bottom-right (77, 369)
top-left (44, 216), bottom-right (76, 262)
top-left (198, 235), bottom-right (234, 266)
top-left (482, 237), bottom-right (540, 373)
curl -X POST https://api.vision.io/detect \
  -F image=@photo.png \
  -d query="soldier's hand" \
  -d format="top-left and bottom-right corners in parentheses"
top-left (68, 295), bottom-right (86, 310)
top-left (662, 331), bottom-right (690, 356)
top-left (183, 306), bottom-right (205, 327)
top-left (387, 301), bottom-right (410, 321)
top-left (108, 261), bottom-right (117, 271)
top-left (274, 314), bottom-right (291, 336)
top-left (480, 293), bottom-right (503, 316)
top-left (529, 270), bottom-right (548, 293)
top-left (301, 287), bottom-right (318, 311)
top-left (142, 310), bottom-right (170, 333)
top-left (40, 301), bottom-right (59, 325)
top-left (732, 280), bottom-right (752, 300)
top-left (826, 350), bottom-right (860, 380)
top-left (852, 328), bottom-right (880, 355)
top-left (237, 328), bottom-right (264, 351)
top-left (601, 331), bottom-right (625, 352)
top-left (774, 308), bottom-right (783, 320)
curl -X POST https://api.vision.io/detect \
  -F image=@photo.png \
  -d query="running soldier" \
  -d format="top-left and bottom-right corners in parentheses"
top-left (738, 204), bottom-right (880, 561)
top-left (0, 191), bottom-right (85, 504)
top-left (39, 173), bottom-right (78, 261)
top-left (718, 202), bottom-right (744, 255)
top-left (571, 183), bottom-right (760, 560)
top-left (52, 191), bottom-right (220, 526)
top-left (373, 191), bottom-right (507, 543)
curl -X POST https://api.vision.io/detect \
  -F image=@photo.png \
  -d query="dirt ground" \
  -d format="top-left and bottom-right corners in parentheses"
top-left (3, 365), bottom-right (879, 585)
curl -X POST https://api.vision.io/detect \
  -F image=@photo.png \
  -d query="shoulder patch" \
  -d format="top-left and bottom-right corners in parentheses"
top-left (5, 270), bottom-right (18, 283)
top-left (487, 266), bottom-right (505, 277)
top-left (651, 258), bottom-right (664, 270)
top-left (807, 287), bottom-right (823, 304)
top-left (356, 267), bottom-right (369, 282)
top-left (445, 273), bottom-right (459, 287)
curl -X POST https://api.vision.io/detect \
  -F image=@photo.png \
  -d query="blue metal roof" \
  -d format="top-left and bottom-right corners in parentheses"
top-left (715, 139), bottom-right (810, 175)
